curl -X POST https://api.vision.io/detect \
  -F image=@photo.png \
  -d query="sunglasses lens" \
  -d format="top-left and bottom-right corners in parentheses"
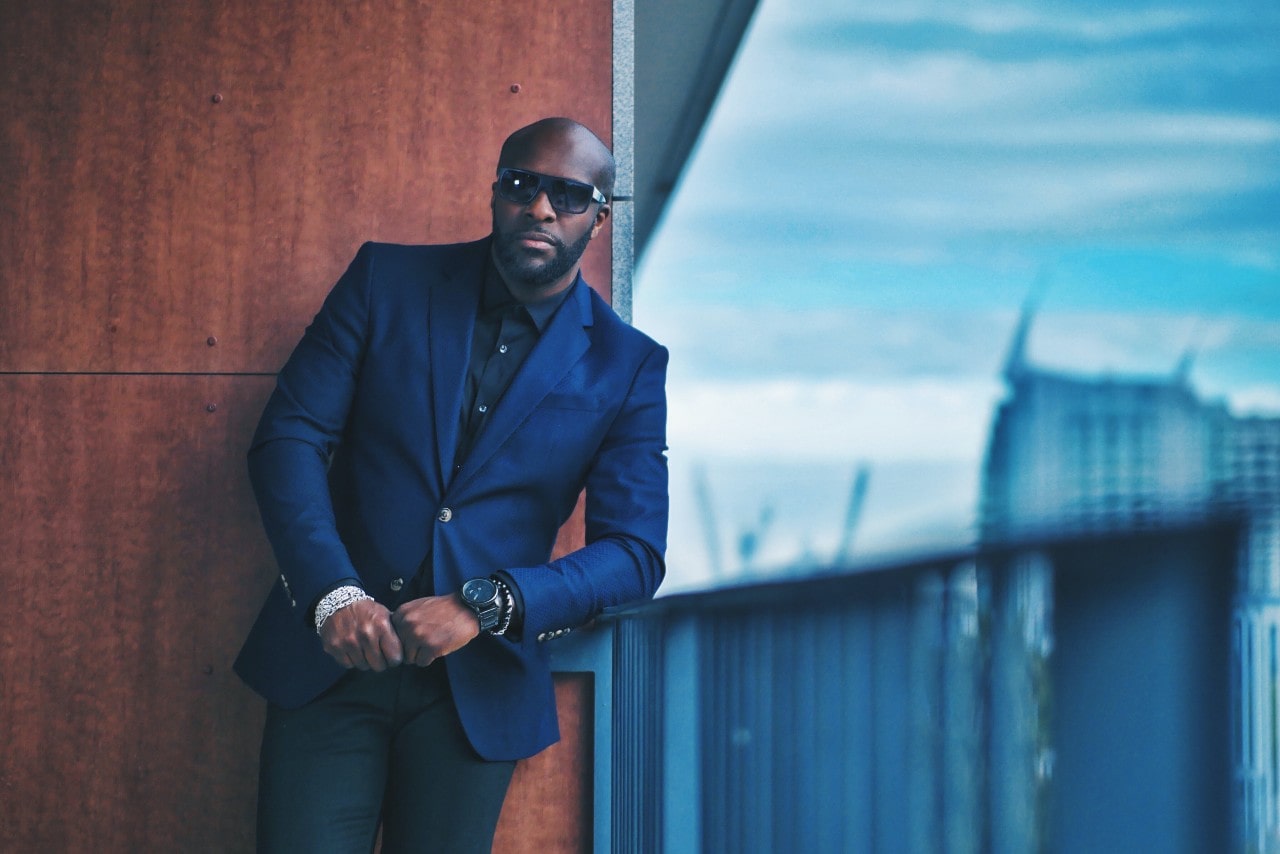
top-left (499, 170), bottom-right (539, 204)
top-left (550, 179), bottom-right (593, 214)
top-left (498, 169), bottom-right (599, 213)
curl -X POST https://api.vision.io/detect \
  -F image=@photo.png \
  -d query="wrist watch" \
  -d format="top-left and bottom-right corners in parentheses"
top-left (460, 577), bottom-right (502, 632)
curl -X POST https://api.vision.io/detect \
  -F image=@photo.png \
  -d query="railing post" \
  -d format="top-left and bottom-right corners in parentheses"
top-left (987, 551), bottom-right (1054, 854)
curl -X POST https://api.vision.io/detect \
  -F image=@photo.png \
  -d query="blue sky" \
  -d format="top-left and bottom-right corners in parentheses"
top-left (634, 0), bottom-right (1280, 591)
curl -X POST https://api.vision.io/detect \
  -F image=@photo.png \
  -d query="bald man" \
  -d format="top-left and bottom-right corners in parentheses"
top-left (236, 118), bottom-right (669, 852)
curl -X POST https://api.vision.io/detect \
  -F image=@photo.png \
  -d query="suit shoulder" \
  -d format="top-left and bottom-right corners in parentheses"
top-left (356, 239), bottom-right (488, 275)
top-left (584, 286), bottom-right (665, 356)
top-left (340, 239), bottom-right (488, 305)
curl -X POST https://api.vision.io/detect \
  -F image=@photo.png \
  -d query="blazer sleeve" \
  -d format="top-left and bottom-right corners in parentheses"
top-left (502, 342), bottom-right (670, 638)
top-left (247, 243), bottom-right (374, 616)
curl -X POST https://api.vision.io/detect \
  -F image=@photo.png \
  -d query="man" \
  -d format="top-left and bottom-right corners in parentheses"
top-left (234, 117), bottom-right (668, 852)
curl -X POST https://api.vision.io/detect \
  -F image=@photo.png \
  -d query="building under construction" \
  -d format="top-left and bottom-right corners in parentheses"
top-left (981, 306), bottom-right (1280, 851)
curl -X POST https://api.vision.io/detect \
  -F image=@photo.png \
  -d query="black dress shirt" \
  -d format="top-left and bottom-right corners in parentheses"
top-left (454, 261), bottom-right (571, 474)
top-left (446, 261), bottom-right (574, 629)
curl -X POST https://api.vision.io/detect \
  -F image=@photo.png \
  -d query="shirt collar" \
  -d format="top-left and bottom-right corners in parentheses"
top-left (480, 258), bottom-right (578, 333)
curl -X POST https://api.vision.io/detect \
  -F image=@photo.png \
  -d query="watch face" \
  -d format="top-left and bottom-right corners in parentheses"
top-left (462, 577), bottom-right (497, 606)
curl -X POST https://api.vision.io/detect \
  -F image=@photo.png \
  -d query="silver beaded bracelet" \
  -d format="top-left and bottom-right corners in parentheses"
top-left (491, 577), bottom-right (514, 637)
top-left (314, 585), bottom-right (373, 634)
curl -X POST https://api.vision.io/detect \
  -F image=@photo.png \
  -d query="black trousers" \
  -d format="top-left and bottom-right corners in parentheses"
top-left (256, 662), bottom-right (516, 854)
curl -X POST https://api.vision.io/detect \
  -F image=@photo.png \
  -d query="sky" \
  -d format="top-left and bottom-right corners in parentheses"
top-left (634, 0), bottom-right (1280, 592)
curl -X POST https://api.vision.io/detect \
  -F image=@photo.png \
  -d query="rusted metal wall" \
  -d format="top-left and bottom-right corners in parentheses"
top-left (0, 1), bottom-right (611, 850)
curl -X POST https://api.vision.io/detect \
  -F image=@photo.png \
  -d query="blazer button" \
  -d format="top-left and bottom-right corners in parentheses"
top-left (389, 578), bottom-right (404, 592)
top-left (437, 507), bottom-right (453, 523)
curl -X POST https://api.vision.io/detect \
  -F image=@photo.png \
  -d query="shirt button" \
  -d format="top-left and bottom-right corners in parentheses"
top-left (438, 507), bottom-right (453, 522)
top-left (498, 344), bottom-right (509, 354)
top-left (478, 404), bottom-right (488, 413)
top-left (390, 578), bottom-right (404, 592)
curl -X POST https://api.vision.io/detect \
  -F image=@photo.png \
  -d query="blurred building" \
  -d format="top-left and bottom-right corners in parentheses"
top-left (981, 306), bottom-right (1280, 851)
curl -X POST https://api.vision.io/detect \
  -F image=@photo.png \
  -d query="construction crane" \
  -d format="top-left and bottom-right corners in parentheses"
top-left (834, 463), bottom-right (871, 566)
top-left (737, 502), bottom-right (775, 573)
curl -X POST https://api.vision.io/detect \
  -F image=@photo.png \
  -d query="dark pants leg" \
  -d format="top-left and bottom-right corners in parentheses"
top-left (380, 666), bottom-right (515, 853)
top-left (256, 664), bottom-right (515, 854)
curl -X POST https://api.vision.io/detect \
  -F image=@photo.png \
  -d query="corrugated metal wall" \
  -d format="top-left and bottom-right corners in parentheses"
top-left (0, 2), bottom-right (614, 850)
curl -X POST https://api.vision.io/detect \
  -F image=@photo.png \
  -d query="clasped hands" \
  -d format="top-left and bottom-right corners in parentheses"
top-left (319, 594), bottom-right (480, 671)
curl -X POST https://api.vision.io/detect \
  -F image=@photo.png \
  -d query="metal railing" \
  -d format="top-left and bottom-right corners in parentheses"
top-left (555, 521), bottom-right (1240, 853)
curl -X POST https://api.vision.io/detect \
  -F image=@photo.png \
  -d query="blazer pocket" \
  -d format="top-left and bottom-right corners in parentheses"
top-left (539, 391), bottom-right (607, 412)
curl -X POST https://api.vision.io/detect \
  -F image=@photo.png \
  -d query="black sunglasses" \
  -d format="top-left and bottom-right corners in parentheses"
top-left (496, 168), bottom-right (607, 215)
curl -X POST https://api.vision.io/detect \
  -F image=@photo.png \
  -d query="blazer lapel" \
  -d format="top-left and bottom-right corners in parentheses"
top-left (452, 279), bottom-right (594, 491)
top-left (427, 243), bottom-right (486, 483)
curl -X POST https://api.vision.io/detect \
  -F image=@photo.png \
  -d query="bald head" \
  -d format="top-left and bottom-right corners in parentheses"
top-left (498, 117), bottom-right (615, 198)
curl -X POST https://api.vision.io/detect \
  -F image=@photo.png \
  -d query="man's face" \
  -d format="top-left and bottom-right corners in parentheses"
top-left (490, 132), bottom-right (609, 296)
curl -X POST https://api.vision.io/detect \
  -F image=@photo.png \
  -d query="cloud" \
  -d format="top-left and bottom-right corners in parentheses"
top-left (641, 303), bottom-right (1017, 379)
top-left (660, 0), bottom-right (1280, 271)
top-left (780, 3), bottom-right (1270, 58)
top-left (1024, 311), bottom-right (1203, 374)
top-left (662, 454), bottom-right (982, 590)
top-left (1227, 386), bottom-right (1280, 416)
top-left (1022, 310), bottom-right (1280, 379)
top-left (716, 1), bottom-right (1277, 135)
top-left (666, 376), bottom-right (1004, 462)
top-left (642, 0), bottom-right (1280, 592)
top-left (636, 297), bottom-right (1280, 464)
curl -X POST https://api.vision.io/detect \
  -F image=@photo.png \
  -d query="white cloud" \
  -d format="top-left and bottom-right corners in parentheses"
top-left (712, 50), bottom-right (1081, 132)
top-left (710, 1), bottom-right (1260, 140)
top-left (960, 7), bottom-right (1205, 39)
top-left (644, 0), bottom-right (1280, 593)
top-left (661, 453), bottom-right (982, 591)
top-left (1227, 386), bottom-right (1280, 416)
top-left (641, 303), bottom-right (1017, 380)
top-left (667, 376), bottom-right (1004, 462)
top-left (776, 1), bottom-right (1211, 35)
top-left (1026, 311), bottom-right (1280, 379)
top-left (1025, 311), bottom-right (1201, 374)
top-left (966, 113), bottom-right (1280, 147)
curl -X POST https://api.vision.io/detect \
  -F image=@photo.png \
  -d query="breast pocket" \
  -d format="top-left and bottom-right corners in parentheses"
top-left (538, 391), bottom-right (607, 412)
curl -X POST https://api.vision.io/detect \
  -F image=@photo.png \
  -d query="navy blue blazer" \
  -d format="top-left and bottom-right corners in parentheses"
top-left (234, 239), bottom-right (668, 761)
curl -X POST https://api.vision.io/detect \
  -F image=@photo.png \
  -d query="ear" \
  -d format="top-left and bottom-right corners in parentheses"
top-left (490, 182), bottom-right (498, 213)
top-left (589, 203), bottom-right (610, 238)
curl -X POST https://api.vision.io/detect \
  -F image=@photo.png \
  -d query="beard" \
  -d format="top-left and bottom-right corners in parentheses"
top-left (491, 218), bottom-right (595, 291)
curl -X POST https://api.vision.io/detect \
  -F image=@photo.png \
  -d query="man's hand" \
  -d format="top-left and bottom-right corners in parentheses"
top-left (319, 599), bottom-right (404, 671)
top-left (391, 594), bottom-right (481, 667)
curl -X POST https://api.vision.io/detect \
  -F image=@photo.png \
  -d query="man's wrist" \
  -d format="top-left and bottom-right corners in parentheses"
top-left (314, 585), bottom-right (373, 634)
top-left (458, 576), bottom-right (520, 635)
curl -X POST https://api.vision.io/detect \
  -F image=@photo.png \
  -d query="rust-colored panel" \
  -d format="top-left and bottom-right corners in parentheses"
top-left (495, 672), bottom-right (595, 854)
top-left (2, 0), bottom-right (613, 849)
top-left (0, 0), bottom-right (614, 374)
top-left (0, 375), bottom-right (278, 852)
top-left (552, 491), bottom-right (590, 560)
top-left (0, 372), bottom-right (598, 852)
